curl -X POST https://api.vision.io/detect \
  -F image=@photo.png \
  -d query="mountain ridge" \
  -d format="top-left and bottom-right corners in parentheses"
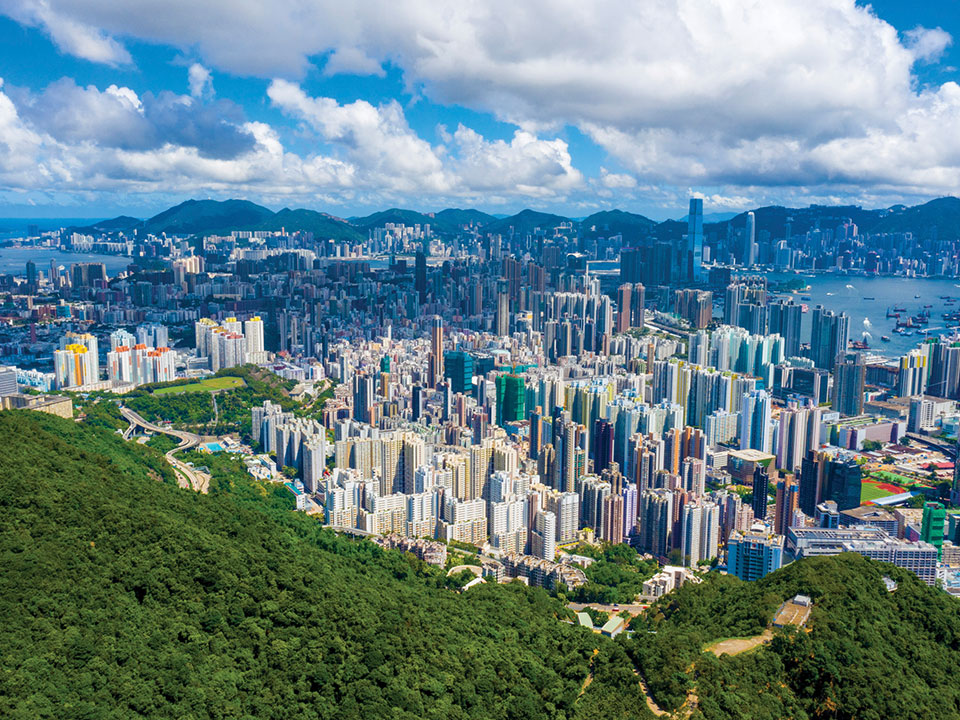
top-left (66, 195), bottom-right (960, 242)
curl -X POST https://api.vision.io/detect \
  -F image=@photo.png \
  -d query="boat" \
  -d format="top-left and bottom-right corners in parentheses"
top-left (881, 335), bottom-right (891, 342)
top-left (893, 305), bottom-right (907, 312)
top-left (863, 296), bottom-right (876, 300)
top-left (851, 340), bottom-right (869, 350)
top-left (915, 294), bottom-right (921, 298)
top-left (801, 296), bottom-right (812, 301)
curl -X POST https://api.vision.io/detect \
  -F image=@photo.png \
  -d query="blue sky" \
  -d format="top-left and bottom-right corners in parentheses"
top-left (0, 0), bottom-right (958, 220)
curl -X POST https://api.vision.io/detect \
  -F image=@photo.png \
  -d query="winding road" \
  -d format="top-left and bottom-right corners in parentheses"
top-left (120, 406), bottom-right (209, 493)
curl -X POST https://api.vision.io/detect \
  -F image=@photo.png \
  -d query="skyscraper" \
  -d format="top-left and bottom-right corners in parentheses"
top-left (415, 249), bottom-right (427, 301)
top-left (631, 283), bottom-right (646, 330)
top-left (832, 353), bottom-right (866, 416)
top-left (921, 502), bottom-right (946, 558)
top-left (752, 465), bottom-right (770, 523)
top-left (810, 306), bottom-right (850, 371)
top-left (768, 299), bottom-right (803, 358)
top-left (429, 316), bottom-right (444, 388)
top-left (681, 500), bottom-right (719, 567)
top-left (774, 477), bottom-right (799, 535)
top-left (496, 279), bottom-right (510, 336)
top-left (740, 389), bottom-right (772, 452)
top-left (444, 350), bottom-right (474, 395)
top-left (727, 525), bottom-right (783, 581)
top-left (616, 284), bottom-right (632, 334)
top-left (898, 349), bottom-right (928, 397)
top-left (742, 211), bottom-right (756, 266)
top-left (688, 197), bottom-right (704, 281)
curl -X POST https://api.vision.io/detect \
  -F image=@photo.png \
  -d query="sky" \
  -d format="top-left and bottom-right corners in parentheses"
top-left (0, 0), bottom-right (959, 220)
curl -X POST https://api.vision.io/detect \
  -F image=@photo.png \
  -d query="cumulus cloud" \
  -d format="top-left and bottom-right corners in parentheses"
top-left (451, 126), bottom-right (582, 195)
top-left (0, 0), bottom-right (131, 65)
top-left (905, 26), bottom-right (952, 64)
top-left (188, 63), bottom-right (213, 99)
top-left (267, 79), bottom-right (450, 193)
top-left (0, 75), bottom-right (585, 208)
top-left (13, 78), bottom-right (256, 159)
top-left (2, 0), bottom-right (960, 210)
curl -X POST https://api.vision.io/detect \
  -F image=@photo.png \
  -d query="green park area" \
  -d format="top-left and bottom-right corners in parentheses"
top-left (152, 376), bottom-right (247, 395)
top-left (860, 481), bottom-right (901, 503)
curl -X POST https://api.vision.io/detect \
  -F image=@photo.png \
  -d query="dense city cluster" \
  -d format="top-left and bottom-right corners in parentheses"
top-left (3, 197), bottom-right (960, 600)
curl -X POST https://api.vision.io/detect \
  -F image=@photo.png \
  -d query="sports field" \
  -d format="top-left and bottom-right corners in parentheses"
top-left (152, 377), bottom-right (247, 395)
top-left (861, 478), bottom-right (904, 503)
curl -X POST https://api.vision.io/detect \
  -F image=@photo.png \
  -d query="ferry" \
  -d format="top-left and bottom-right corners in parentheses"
top-left (851, 340), bottom-right (869, 350)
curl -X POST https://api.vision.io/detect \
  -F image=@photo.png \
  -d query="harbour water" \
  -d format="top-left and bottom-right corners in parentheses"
top-left (763, 272), bottom-right (960, 358)
top-left (0, 247), bottom-right (132, 277)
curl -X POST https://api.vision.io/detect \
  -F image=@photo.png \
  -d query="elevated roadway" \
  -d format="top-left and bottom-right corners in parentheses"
top-left (120, 406), bottom-right (208, 492)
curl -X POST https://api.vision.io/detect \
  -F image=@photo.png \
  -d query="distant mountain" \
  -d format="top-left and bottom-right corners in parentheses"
top-left (434, 208), bottom-right (497, 229)
top-left (675, 211), bottom-right (738, 224)
top-left (73, 215), bottom-right (142, 234)
top-left (866, 196), bottom-right (960, 240)
top-left (350, 208), bottom-right (442, 232)
top-left (580, 209), bottom-right (657, 241)
top-left (258, 208), bottom-right (364, 243)
top-left (485, 209), bottom-right (571, 236)
top-left (55, 195), bottom-right (960, 242)
top-left (144, 199), bottom-right (274, 236)
top-left (704, 204), bottom-right (878, 240)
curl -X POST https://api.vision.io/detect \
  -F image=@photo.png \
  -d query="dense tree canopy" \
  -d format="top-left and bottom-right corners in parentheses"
top-left (630, 555), bottom-right (960, 719)
top-left (0, 410), bottom-right (641, 720)
top-left (4, 408), bottom-right (959, 720)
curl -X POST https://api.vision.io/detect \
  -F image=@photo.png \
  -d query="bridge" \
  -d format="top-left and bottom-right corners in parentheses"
top-left (905, 432), bottom-right (957, 458)
top-left (120, 406), bottom-right (209, 492)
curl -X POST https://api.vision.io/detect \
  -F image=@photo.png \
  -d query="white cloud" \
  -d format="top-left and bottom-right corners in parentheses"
top-left (905, 26), bottom-right (952, 64)
top-left (3, 0), bottom-right (960, 209)
top-left (267, 79), bottom-right (450, 193)
top-left (188, 63), bottom-right (213, 99)
top-left (0, 0), bottom-right (131, 65)
top-left (0, 76), bottom-right (586, 209)
top-left (451, 126), bottom-right (582, 195)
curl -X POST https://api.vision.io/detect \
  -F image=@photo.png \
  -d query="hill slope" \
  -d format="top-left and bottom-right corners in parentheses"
top-left (581, 210), bottom-right (656, 242)
top-left (485, 209), bottom-right (571, 236)
top-left (867, 196), bottom-right (960, 240)
top-left (144, 199), bottom-right (274, 235)
top-left (0, 411), bottom-right (639, 720)
top-left (631, 554), bottom-right (960, 719)
top-left (258, 208), bottom-right (365, 242)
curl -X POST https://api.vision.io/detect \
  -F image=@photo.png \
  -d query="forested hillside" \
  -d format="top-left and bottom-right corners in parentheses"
top-left (0, 411), bottom-right (645, 720)
top-left (630, 554), bottom-right (960, 719)
top-left (4, 409), bottom-right (959, 720)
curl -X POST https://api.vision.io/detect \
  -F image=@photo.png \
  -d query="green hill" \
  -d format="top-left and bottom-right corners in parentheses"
top-left (72, 215), bottom-right (143, 234)
top-left (434, 208), bottom-right (497, 229)
top-left (630, 554), bottom-right (960, 719)
top-left (0, 410), bottom-right (641, 720)
top-left (350, 208), bottom-right (444, 232)
top-left (581, 210), bottom-right (656, 242)
top-left (485, 209), bottom-right (571, 236)
top-left (144, 199), bottom-right (274, 235)
top-left (866, 196), bottom-right (960, 241)
top-left (258, 208), bottom-right (364, 243)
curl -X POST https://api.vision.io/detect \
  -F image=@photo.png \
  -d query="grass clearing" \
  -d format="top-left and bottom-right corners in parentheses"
top-left (861, 480), bottom-right (901, 503)
top-left (153, 377), bottom-right (247, 395)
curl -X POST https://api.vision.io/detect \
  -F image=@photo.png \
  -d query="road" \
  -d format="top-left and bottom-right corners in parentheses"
top-left (120, 406), bottom-right (209, 493)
